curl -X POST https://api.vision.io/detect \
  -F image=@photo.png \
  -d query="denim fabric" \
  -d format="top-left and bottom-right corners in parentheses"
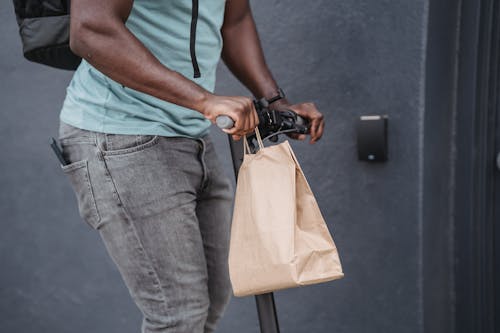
top-left (58, 120), bottom-right (234, 333)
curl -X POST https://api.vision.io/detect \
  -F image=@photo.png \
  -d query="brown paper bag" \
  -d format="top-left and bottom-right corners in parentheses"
top-left (229, 128), bottom-right (344, 297)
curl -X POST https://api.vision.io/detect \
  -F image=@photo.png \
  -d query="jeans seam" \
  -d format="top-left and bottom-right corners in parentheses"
top-left (83, 160), bottom-right (102, 228)
top-left (115, 194), bottom-right (170, 313)
top-left (62, 159), bottom-right (102, 229)
top-left (102, 136), bottom-right (160, 156)
top-left (196, 138), bottom-right (209, 194)
top-left (59, 138), bottom-right (95, 145)
top-left (105, 134), bottom-right (114, 151)
top-left (100, 157), bottom-right (124, 208)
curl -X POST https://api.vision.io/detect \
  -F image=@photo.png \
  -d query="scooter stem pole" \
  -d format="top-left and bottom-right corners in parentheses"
top-left (228, 136), bottom-right (281, 333)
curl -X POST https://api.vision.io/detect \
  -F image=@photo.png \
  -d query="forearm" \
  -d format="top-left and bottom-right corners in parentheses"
top-left (70, 13), bottom-right (210, 114)
top-left (221, 7), bottom-right (281, 100)
top-left (220, 0), bottom-right (325, 143)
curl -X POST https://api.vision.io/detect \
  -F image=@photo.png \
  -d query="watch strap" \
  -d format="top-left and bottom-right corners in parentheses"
top-left (266, 88), bottom-right (286, 104)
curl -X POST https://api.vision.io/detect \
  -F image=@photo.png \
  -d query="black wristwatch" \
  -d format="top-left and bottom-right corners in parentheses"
top-left (266, 88), bottom-right (286, 104)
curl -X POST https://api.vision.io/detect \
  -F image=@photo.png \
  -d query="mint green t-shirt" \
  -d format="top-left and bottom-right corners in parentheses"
top-left (60, 0), bottom-right (226, 138)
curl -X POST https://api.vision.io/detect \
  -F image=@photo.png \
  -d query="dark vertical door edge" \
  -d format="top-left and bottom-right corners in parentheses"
top-left (454, 0), bottom-right (500, 332)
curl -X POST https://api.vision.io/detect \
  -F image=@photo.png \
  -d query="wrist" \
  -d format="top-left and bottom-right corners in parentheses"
top-left (268, 97), bottom-right (291, 110)
top-left (194, 91), bottom-right (215, 116)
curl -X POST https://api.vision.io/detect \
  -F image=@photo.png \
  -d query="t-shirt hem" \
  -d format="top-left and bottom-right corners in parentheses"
top-left (59, 113), bottom-right (211, 139)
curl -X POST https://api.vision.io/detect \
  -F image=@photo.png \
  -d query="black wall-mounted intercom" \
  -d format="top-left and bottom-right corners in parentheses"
top-left (357, 115), bottom-right (388, 162)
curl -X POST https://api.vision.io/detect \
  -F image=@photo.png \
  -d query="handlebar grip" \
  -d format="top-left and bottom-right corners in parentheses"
top-left (216, 115), bottom-right (235, 129)
top-left (295, 115), bottom-right (307, 126)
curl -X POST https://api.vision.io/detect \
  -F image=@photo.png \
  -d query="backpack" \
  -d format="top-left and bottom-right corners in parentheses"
top-left (13, 0), bottom-right (81, 70)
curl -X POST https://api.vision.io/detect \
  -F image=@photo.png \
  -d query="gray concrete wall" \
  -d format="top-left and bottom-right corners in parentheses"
top-left (0, 1), bottom-right (447, 332)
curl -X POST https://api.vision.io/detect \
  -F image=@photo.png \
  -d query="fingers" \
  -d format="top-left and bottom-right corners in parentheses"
top-left (241, 108), bottom-right (249, 135)
top-left (287, 132), bottom-right (307, 140)
top-left (290, 102), bottom-right (324, 144)
top-left (309, 114), bottom-right (321, 143)
top-left (309, 121), bottom-right (319, 143)
top-left (316, 120), bottom-right (325, 141)
top-left (253, 103), bottom-right (260, 128)
top-left (309, 118), bottom-right (325, 143)
top-left (221, 98), bottom-right (257, 139)
top-left (245, 99), bottom-right (259, 131)
top-left (249, 102), bottom-right (257, 130)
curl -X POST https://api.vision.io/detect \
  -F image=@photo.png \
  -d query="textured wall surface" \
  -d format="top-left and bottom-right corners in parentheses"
top-left (1, 0), bottom-right (430, 332)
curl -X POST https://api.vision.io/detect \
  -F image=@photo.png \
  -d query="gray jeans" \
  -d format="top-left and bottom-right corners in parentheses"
top-left (58, 121), bottom-right (234, 333)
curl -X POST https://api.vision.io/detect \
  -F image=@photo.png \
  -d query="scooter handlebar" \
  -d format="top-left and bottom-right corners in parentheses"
top-left (215, 115), bottom-right (235, 129)
top-left (216, 114), bottom-right (308, 130)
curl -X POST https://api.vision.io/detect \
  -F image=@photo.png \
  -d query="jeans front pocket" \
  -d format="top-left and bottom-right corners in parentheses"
top-left (103, 133), bottom-right (160, 156)
top-left (61, 159), bottom-right (101, 229)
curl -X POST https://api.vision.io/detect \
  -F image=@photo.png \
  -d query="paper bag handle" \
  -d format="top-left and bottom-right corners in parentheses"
top-left (243, 127), bottom-right (264, 154)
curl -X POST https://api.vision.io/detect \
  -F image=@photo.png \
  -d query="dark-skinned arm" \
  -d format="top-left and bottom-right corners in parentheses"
top-left (221, 0), bottom-right (325, 143)
top-left (69, 0), bottom-right (258, 140)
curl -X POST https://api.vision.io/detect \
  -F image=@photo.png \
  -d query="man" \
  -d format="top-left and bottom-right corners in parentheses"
top-left (58, 0), bottom-right (325, 332)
